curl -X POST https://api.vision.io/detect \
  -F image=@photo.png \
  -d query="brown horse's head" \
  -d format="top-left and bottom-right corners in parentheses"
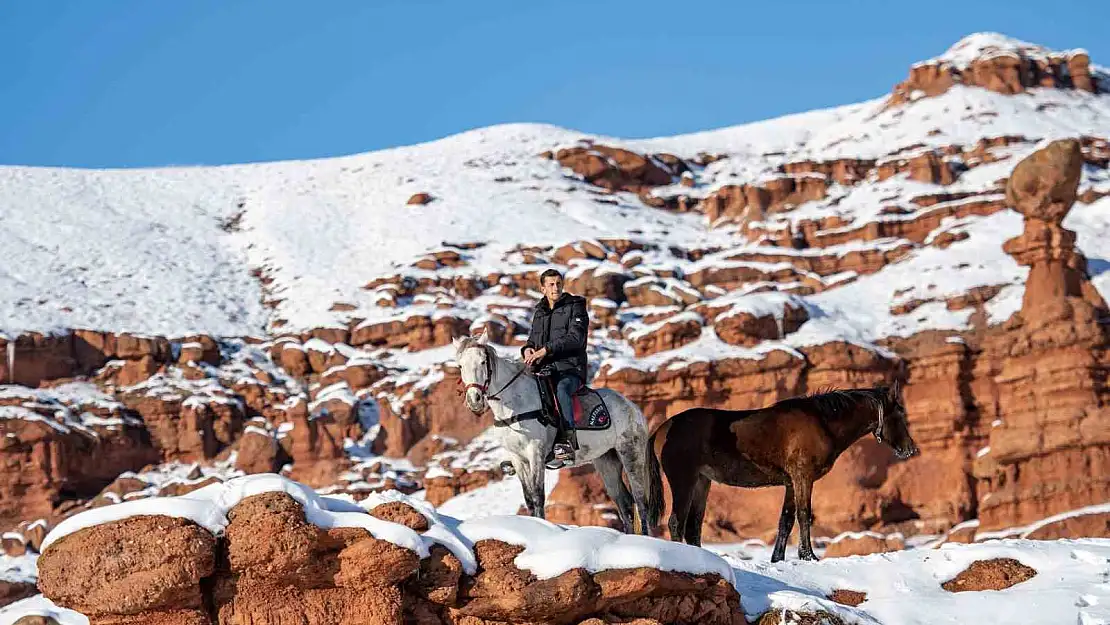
top-left (874, 381), bottom-right (918, 459)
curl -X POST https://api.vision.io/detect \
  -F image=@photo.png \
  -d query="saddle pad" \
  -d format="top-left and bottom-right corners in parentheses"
top-left (571, 387), bottom-right (612, 430)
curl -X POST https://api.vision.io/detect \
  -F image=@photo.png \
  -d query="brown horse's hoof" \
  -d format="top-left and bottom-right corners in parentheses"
top-left (799, 552), bottom-right (820, 562)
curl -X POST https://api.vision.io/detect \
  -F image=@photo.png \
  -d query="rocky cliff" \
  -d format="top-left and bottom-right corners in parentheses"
top-left (0, 32), bottom-right (1107, 568)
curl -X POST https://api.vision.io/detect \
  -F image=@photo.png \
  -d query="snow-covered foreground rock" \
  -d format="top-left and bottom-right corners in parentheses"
top-left (1, 473), bottom-right (1108, 624)
top-left (4, 474), bottom-right (744, 625)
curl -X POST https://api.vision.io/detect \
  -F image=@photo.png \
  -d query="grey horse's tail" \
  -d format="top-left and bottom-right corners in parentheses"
top-left (646, 423), bottom-right (667, 531)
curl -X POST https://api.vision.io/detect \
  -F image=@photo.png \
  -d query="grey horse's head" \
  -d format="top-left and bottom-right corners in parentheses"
top-left (453, 333), bottom-right (493, 414)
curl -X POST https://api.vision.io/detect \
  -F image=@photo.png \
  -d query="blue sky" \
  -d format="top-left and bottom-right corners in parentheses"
top-left (1, 0), bottom-right (1106, 168)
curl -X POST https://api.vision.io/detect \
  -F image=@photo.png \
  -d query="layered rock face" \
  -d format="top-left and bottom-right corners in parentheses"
top-left (0, 35), bottom-right (1108, 560)
top-left (972, 139), bottom-right (1110, 530)
top-left (34, 484), bottom-right (744, 625)
top-left (596, 139), bottom-right (1110, 544)
top-left (889, 34), bottom-right (1101, 105)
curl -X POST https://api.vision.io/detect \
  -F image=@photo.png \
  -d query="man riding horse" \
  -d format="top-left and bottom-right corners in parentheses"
top-left (521, 268), bottom-right (589, 467)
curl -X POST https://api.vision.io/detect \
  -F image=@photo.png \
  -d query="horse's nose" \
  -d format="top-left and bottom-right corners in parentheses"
top-left (465, 388), bottom-right (484, 412)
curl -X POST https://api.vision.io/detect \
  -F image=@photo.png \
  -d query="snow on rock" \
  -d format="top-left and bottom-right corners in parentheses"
top-left (38, 471), bottom-right (742, 584)
top-left (976, 502), bottom-right (1110, 542)
top-left (0, 554), bottom-right (37, 585)
top-left (434, 462), bottom-right (562, 519)
top-left (40, 473), bottom-right (429, 559)
top-left (930, 32), bottom-right (1090, 70)
top-left (0, 594), bottom-right (88, 625)
top-left (717, 538), bottom-right (1110, 625)
top-left (512, 525), bottom-right (735, 583)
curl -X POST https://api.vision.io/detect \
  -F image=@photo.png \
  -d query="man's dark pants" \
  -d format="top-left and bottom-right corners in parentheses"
top-left (555, 374), bottom-right (581, 433)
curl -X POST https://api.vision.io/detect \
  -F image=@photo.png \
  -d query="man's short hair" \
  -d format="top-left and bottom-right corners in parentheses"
top-left (539, 268), bottom-right (564, 284)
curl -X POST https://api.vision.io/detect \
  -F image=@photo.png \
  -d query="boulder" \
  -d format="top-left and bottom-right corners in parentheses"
top-left (941, 558), bottom-right (1037, 592)
top-left (37, 516), bottom-right (215, 616)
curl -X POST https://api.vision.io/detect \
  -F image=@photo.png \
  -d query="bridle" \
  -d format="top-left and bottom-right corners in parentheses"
top-left (871, 396), bottom-right (887, 444)
top-left (456, 345), bottom-right (528, 409)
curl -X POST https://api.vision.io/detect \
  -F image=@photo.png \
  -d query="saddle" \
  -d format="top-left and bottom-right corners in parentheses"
top-left (534, 369), bottom-right (612, 429)
top-left (533, 367), bottom-right (613, 463)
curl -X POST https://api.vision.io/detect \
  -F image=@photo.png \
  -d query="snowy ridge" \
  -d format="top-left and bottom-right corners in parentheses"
top-left (0, 34), bottom-right (1106, 354)
top-left (927, 32), bottom-right (1091, 69)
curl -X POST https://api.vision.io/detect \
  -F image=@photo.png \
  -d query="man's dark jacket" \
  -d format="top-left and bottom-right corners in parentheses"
top-left (522, 292), bottom-right (589, 382)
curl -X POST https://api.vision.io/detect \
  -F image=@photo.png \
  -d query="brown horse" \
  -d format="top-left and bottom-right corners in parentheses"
top-left (646, 383), bottom-right (918, 562)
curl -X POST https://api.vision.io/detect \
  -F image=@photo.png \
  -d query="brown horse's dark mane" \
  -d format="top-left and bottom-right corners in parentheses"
top-left (778, 386), bottom-right (895, 421)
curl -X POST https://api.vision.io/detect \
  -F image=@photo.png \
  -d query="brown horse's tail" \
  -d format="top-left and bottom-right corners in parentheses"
top-left (646, 420), bottom-right (669, 532)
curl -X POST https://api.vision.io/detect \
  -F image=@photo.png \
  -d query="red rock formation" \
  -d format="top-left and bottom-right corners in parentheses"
top-left (36, 491), bottom-right (744, 625)
top-left (0, 405), bottom-right (161, 528)
top-left (281, 396), bottom-right (359, 487)
top-left (121, 393), bottom-right (245, 462)
top-left (372, 367), bottom-right (491, 462)
top-left (37, 515), bottom-right (216, 617)
top-left (1024, 510), bottom-right (1110, 539)
top-left (827, 589), bottom-right (867, 607)
top-left (701, 176), bottom-right (828, 226)
top-left (890, 43), bottom-right (1098, 106)
top-left (549, 144), bottom-right (674, 194)
top-left (0, 333), bottom-right (76, 387)
top-left (423, 468), bottom-right (498, 507)
top-left (941, 558), bottom-right (1037, 592)
top-left (973, 139), bottom-right (1110, 531)
top-left (235, 429), bottom-right (283, 475)
top-left (544, 466), bottom-right (623, 530)
top-left (876, 150), bottom-right (958, 185)
top-left (779, 194), bottom-right (1006, 249)
top-left (0, 580), bottom-right (37, 609)
top-left (565, 267), bottom-right (632, 303)
top-left (780, 158), bottom-right (876, 186)
top-left (350, 315), bottom-right (471, 350)
top-left (720, 244), bottom-right (915, 280)
top-left (822, 532), bottom-right (906, 558)
top-left (627, 315), bottom-right (703, 358)
top-left (710, 302), bottom-right (809, 347)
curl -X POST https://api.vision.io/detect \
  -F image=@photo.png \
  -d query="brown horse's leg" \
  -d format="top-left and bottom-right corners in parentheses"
top-left (682, 474), bottom-right (711, 547)
top-left (770, 482), bottom-right (796, 563)
top-left (791, 473), bottom-right (819, 561)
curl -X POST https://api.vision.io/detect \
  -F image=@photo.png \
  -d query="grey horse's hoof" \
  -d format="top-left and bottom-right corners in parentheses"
top-left (499, 460), bottom-right (516, 476)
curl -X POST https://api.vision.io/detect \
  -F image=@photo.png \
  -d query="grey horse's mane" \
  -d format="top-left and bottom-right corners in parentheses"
top-left (455, 336), bottom-right (530, 377)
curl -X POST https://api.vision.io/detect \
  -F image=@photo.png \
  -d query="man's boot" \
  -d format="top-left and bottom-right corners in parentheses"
top-left (552, 396), bottom-right (576, 465)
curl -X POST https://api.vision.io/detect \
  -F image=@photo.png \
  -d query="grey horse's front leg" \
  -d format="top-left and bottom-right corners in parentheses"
top-left (518, 447), bottom-right (547, 519)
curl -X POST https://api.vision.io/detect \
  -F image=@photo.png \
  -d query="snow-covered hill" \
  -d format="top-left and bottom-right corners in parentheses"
top-left (3, 32), bottom-right (1107, 355)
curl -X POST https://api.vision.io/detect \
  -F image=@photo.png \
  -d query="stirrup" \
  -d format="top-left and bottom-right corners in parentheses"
top-left (553, 443), bottom-right (575, 462)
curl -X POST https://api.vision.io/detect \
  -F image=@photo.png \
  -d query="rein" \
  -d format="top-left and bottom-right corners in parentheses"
top-left (456, 345), bottom-right (529, 402)
top-left (456, 343), bottom-right (551, 427)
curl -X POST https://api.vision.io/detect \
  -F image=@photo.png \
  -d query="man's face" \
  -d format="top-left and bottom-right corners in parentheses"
top-left (541, 276), bottom-right (563, 301)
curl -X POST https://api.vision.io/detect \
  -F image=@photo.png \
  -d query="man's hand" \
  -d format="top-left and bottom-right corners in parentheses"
top-left (523, 346), bottom-right (547, 366)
